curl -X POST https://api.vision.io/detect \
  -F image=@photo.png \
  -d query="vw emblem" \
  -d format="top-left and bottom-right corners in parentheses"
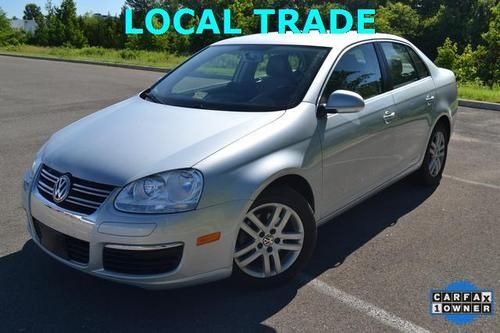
top-left (262, 234), bottom-right (274, 247)
top-left (52, 175), bottom-right (71, 203)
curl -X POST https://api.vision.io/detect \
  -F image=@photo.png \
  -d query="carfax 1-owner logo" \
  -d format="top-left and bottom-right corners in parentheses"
top-left (430, 280), bottom-right (494, 325)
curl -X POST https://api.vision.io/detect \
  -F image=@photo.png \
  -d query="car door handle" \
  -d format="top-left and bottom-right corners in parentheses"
top-left (383, 110), bottom-right (396, 124)
top-left (425, 95), bottom-right (435, 105)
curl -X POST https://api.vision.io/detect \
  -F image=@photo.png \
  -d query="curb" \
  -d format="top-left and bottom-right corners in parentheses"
top-left (0, 52), bottom-right (169, 73)
top-left (458, 99), bottom-right (500, 112)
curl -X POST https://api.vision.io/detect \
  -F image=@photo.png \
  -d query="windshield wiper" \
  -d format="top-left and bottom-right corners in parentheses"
top-left (141, 88), bottom-right (163, 104)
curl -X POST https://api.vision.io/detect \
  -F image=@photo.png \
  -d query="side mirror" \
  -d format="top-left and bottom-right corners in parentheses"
top-left (318, 90), bottom-right (365, 116)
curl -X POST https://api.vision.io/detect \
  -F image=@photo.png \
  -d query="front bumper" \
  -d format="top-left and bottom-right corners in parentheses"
top-left (22, 174), bottom-right (250, 289)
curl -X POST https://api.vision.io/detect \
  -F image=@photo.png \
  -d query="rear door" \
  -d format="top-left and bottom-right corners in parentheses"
top-left (377, 42), bottom-right (435, 170)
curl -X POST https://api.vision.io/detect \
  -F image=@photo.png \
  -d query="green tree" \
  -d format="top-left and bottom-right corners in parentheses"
top-left (58, 0), bottom-right (87, 47)
top-left (23, 3), bottom-right (45, 45)
top-left (375, 2), bottom-right (420, 39)
top-left (23, 3), bottom-right (44, 24)
top-left (407, 0), bottom-right (443, 18)
top-left (145, 15), bottom-right (169, 51)
top-left (412, 4), bottom-right (444, 60)
top-left (466, 0), bottom-right (497, 49)
top-left (401, 0), bottom-right (496, 60)
top-left (80, 14), bottom-right (99, 46)
top-left (125, 0), bottom-right (161, 17)
top-left (476, 2), bottom-right (500, 87)
top-left (0, 7), bottom-right (10, 31)
top-left (454, 44), bottom-right (478, 83)
top-left (310, 2), bottom-right (346, 31)
top-left (0, 7), bottom-right (26, 46)
top-left (81, 14), bottom-right (122, 48)
top-left (438, 0), bottom-right (475, 49)
top-left (46, 1), bottom-right (65, 46)
top-left (228, 0), bottom-right (260, 34)
top-left (123, 0), bottom-right (163, 50)
top-left (434, 37), bottom-right (458, 70)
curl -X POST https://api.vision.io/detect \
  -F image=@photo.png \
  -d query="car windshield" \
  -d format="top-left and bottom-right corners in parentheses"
top-left (147, 45), bottom-right (330, 111)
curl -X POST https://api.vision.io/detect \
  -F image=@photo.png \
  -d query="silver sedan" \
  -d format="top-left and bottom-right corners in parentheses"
top-left (22, 32), bottom-right (458, 289)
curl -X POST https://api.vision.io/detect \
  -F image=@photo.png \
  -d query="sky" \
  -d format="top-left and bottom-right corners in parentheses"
top-left (0, 0), bottom-right (124, 18)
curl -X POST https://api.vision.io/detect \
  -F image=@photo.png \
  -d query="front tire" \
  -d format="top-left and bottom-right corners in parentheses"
top-left (233, 187), bottom-right (316, 287)
top-left (418, 123), bottom-right (449, 186)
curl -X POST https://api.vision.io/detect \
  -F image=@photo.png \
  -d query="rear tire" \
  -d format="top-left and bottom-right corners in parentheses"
top-left (233, 186), bottom-right (316, 287)
top-left (418, 123), bottom-right (449, 186)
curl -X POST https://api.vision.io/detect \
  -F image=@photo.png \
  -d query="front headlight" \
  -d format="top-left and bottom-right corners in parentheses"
top-left (114, 169), bottom-right (204, 214)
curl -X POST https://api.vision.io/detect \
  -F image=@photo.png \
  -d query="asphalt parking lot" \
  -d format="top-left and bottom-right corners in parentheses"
top-left (0, 55), bottom-right (499, 332)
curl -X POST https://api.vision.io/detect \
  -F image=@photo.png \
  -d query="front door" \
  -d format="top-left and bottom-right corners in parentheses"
top-left (319, 43), bottom-right (399, 218)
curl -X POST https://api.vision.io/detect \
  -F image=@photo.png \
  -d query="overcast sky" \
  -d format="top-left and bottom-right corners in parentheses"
top-left (0, 0), bottom-right (124, 18)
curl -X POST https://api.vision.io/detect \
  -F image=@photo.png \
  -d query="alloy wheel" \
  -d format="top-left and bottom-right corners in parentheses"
top-left (428, 131), bottom-right (446, 177)
top-left (234, 203), bottom-right (304, 278)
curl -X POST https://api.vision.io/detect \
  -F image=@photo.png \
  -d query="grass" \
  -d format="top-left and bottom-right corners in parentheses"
top-left (458, 83), bottom-right (500, 104)
top-left (0, 44), bottom-right (186, 69)
top-left (1, 45), bottom-right (499, 104)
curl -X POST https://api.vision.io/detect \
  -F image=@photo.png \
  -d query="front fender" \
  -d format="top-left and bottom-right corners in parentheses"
top-left (194, 103), bottom-right (323, 221)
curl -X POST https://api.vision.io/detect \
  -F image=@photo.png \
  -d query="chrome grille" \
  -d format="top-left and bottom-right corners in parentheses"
top-left (36, 164), bottom-right (115, 215)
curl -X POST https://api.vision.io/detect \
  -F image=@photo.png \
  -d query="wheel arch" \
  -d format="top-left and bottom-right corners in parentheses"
top-left (256, 174), bottom-right (315, 212)
top-left (434, 114), bottom-right (451, 142)
top-left (418, 113), bottom-right (452, 168)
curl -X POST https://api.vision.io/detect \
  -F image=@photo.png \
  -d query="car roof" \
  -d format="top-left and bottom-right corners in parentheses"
top-left (213, 31), bottom-right (408, 50)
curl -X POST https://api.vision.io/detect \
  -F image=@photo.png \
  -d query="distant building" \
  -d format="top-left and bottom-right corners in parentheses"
top-left (10, 19), bottom-right (38, 33)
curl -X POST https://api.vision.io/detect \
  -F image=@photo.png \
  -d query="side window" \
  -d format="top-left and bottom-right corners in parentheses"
top-left (321, 43), bottom-right (382, 102)
top-left (380, 43), bottom-right (419, 89)
top-left (406, 46), bottom-right (430, 78)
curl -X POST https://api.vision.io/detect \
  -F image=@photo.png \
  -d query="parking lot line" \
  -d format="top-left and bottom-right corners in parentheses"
top-left (302, 276), bottom-right (432, 333)
top-left (443, 174), bottom-right (500, 191)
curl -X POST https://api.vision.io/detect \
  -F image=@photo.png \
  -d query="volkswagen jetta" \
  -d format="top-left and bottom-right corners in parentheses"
top-left (22, 32), bottom-right (458, 289)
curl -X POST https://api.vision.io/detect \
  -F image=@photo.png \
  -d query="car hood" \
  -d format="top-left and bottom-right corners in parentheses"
top-left (42, 96), bottom-right (285, 186)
